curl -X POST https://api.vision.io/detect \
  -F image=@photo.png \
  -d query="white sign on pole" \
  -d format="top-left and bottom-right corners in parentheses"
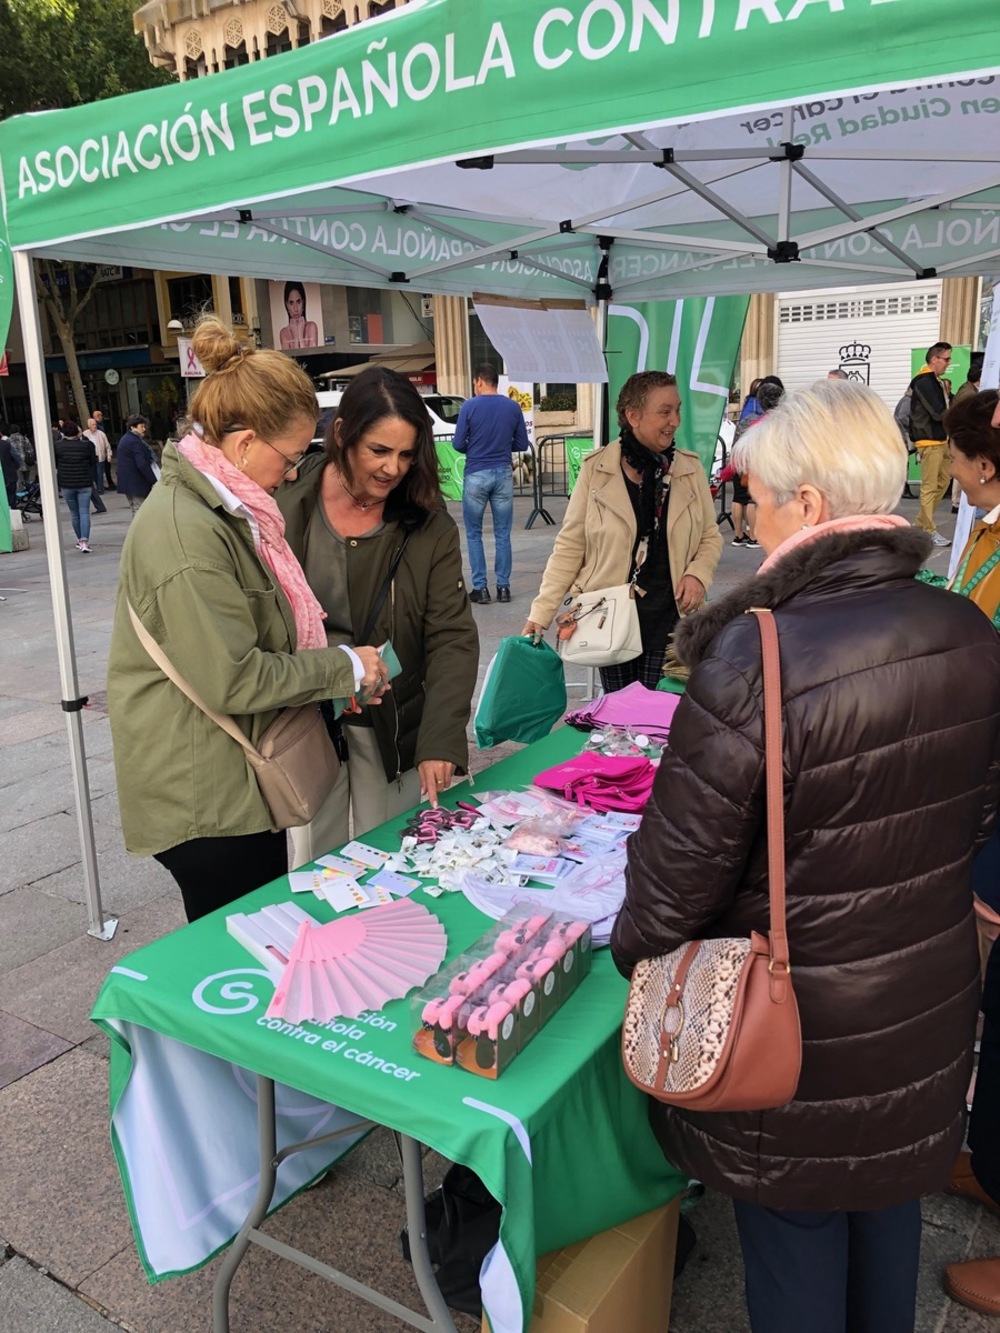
top-left (177, 337), bottom-right (206, 379)
top-left (498, 377), bottom-right (535, 450)
top-left (474, 301), bottom-right (607, 384)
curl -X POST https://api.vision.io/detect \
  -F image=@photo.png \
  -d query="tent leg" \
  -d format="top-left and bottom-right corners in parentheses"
top-left (593, 298), bottom-right (608, 449)
top-left (13, 251), bottom-right (116, 942)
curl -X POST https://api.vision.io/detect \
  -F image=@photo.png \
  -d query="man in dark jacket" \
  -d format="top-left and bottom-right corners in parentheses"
top-left (54, 421), bottom-right (98, 552)
top-left (116, 415), bottom-right (157, 515)
top-left (908, 340), bottom-right (953, 545)
top-left (0, 424), bottom-right (19, 508)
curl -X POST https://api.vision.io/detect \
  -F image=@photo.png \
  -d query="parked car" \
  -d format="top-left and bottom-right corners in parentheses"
top-left (313, 389), bottom-right (463, 445)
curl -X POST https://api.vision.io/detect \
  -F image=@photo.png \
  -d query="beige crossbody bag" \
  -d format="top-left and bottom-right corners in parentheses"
top-left (128, 604), bottom-right (340, 831)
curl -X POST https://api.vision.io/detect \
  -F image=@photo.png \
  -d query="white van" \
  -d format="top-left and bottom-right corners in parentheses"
top-left (314, 389), bottom-right (462, 444)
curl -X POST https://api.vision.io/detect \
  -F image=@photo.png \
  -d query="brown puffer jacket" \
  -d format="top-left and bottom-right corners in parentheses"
top-left (611, 526), bottom-right (1000, 1212)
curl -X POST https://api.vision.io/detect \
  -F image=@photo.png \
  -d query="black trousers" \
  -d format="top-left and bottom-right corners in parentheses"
top-left (732, 1197), bottom-right (921, 1333)
top-left (154, 830), bottom-right (288, 923)
top-left (969, 934), bottom-right (1000, 1204)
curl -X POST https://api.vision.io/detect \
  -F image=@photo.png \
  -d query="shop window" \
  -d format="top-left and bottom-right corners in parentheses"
top-left (297, 20), bottom-right (310, 45)
top-left (321, 11), bottom-right (348, 35)
top-left (368, 0), bottom-right (395, 15)
top-left (228, 277), bottom-right (246, 327)
top-left (468, 307), bottom-right (503, 385)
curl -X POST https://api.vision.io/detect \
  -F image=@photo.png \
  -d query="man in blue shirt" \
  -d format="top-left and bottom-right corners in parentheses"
top-left (453, 363), bottom-right (530, 604)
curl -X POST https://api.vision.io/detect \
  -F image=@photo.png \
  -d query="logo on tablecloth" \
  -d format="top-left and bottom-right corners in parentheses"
top-left (192, 968), bottom-right (271, 1015)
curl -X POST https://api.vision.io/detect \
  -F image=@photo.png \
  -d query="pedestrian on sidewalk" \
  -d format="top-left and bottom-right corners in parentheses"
top-left (908, 341), bottom-right (953, 545)
top-left (612, 380), bottom-right (1000, 1333)
top-left (116, 415), bottom-right (157, 515)
top-left (54, 420), bottom-right (97, 552)
top-left (453, 363), bottom-right (530, 605)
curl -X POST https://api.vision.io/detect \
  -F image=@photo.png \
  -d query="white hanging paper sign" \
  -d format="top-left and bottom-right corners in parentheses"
top-left (474, 300), bottom-right (607, 383)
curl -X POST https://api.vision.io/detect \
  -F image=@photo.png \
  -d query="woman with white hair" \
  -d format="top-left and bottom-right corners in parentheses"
top-left (612, 381), bottom-right (1000, 1332)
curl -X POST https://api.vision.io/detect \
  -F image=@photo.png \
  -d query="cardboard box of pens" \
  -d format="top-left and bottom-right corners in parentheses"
top-left (412, 909), bottom-right (592, 1079)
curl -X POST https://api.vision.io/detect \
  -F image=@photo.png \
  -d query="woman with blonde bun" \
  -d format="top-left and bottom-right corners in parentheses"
top-left (107, 316), bottom-right (387, 921)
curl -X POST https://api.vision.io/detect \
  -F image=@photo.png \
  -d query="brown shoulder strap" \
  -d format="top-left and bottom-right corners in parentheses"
top-left (748, 607), bottom-right (789, 970)
top-left (127, 602), bottom-right (261, 761)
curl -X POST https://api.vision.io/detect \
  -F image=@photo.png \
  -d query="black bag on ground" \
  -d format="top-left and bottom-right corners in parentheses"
top-left (398, 1164), bottom-right (501, 1316)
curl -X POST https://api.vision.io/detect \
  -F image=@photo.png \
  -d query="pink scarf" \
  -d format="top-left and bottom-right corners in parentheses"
top-left (175, 433), bottom-right (328, 650)
top-left (757, 513), bottom-right (910, 576)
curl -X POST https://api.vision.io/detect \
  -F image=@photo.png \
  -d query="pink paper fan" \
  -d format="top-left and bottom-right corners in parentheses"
top-left (266, 900), bottom-right (447, 1023)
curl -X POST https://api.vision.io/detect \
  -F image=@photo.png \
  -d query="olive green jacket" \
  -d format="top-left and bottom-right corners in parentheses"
top-left (108, 445), bottom-right (357, 856)
top-left (278, 454), bottom-right (479, 783)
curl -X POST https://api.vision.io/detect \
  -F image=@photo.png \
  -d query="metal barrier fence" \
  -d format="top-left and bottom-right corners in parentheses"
top-left (527, 432), bottom-right (596, 529)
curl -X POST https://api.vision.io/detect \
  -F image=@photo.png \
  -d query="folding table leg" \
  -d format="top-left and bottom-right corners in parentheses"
top-left (212, 1075), bottom-right (279, 1333)
top-left (398, 1134), bottom-right (459, 1332)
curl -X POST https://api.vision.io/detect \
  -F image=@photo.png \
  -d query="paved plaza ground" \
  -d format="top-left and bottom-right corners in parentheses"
top-left (0, 482), bottom-right (996, 1332)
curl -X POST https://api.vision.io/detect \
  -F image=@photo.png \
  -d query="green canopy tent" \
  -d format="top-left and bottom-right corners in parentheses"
top-left (0, 0), bottom-right (998, 945)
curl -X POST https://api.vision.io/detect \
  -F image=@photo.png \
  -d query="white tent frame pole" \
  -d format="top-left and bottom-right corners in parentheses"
top-left (593, 298), bottom-right (608, 452)
top-left (12, 249), bottom-right (117, 942)
top-left (790, 162), bottom-right (927, 276)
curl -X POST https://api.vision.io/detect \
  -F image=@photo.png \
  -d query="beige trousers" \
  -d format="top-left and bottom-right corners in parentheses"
top-left (290, 724), bottom-right (421, 868)
top-left (914, 443), bottom-right (951, 534)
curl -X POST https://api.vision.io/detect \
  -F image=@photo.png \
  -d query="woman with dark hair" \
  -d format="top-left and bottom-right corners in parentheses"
top-left (279, 365), bottom-right (479, 864)
top-left (522, 370), bottom-right (722, 691)
top-left (279, 281), bottom-right (319, 350)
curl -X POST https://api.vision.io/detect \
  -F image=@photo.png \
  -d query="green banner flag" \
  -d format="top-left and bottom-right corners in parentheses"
top-left (606, 296), bottom-right (749, 472)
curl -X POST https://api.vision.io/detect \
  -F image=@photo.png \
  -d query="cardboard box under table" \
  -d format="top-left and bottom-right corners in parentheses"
top-left (484, 1201), bottom-right (680, 1333)
top-left (90, 727), bottom-right (686, 1333)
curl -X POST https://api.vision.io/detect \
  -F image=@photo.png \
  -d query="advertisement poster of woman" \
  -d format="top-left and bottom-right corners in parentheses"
top-left (270, 280), bottom-right (323, 350)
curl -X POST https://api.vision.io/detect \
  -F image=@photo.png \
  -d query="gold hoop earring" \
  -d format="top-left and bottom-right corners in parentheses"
top-left (239, 453), bottom-right (248, 472)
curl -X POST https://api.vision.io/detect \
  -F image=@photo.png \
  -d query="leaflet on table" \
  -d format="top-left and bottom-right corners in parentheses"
top-left (462, 851), bottom-right (627, 947)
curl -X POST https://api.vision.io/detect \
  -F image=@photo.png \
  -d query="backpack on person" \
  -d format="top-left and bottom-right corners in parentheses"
top-left (11, 433), bottom-right (35, 468)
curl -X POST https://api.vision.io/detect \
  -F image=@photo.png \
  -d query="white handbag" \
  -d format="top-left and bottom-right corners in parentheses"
top-left (557, 584), bottom-right (643, 667)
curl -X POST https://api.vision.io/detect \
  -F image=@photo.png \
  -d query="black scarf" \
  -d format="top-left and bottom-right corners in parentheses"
top-left (619, 424), bottom-right (675, 539)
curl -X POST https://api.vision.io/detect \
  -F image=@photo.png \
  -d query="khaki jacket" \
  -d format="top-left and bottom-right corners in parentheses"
top-left (528, 441), bottom-right (723, 629)
top-left (108, 445), bottom-right (357, 856)
top-left (279, 455), bottom-right (479, 783)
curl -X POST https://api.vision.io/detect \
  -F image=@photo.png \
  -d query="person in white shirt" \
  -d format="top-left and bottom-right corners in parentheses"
top-left (85, 417), bottom-right (113, 493)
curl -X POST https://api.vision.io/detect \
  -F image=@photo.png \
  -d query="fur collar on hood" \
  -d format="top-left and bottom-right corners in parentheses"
top-left (675, 525), bottom-right (933, 667)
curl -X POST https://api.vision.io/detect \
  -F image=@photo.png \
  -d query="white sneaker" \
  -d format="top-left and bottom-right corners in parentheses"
top-left (79, 540), bottom-right (91, 553)
top-left (930, 531), bottom-right (951, 547)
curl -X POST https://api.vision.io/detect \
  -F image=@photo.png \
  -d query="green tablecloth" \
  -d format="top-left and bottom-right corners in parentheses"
top-left (436, 437), bottom-right (466, 502)
top-left (91, 728), bottom-right (684, 1333)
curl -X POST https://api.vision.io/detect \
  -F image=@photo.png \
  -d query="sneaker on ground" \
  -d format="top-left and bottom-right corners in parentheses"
top-left (79, 541), bottom-right (91, 553)
top-left (745, 537), bottom-right (760, 548)
top-left (731, 535), bottom-right (747, 546)
top-left (930, 531), bottom-right (951, 547)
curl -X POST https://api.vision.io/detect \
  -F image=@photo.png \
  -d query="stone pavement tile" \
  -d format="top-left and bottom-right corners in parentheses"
top-left (1, 811), bottom-right (95, 896)
top-left (0, 1049), bottom-right (134, 1288)
top-left (941, 1302), bottom-right (1000, 1331)
top-left (32, 841), bottom-right (173, 916)
top-left (0, 888), bottom-right (88, 972)
top-left (918, 1217), bottom-right (981, 1333)
top-left (0, 730), bottom-right (77, 786)
top-left (967, 1207), bottom-right (1000, 1260)
top-left (0, 1010), bottom-right (72, 1090)
top-left (0, 1257), bottom-right (116, 1333)
top-left (668, 1191), bottom-right (749, 1333)
top-left (0, 894), bottom-right (186, 1045)
top-left (78, 1033), bottom-right (110, 1061)
top-left (335, 1124), bottom-right (402, 1191)
top-left (0, 705), bottom-right (68, 746)
top-left (80, 1170), bottom-right (478, 1333)
top-left (4, 759), bottom-right (119, 835)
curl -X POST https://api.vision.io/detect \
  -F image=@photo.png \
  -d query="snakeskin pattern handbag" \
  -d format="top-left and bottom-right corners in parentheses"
top-left (621, 608), bottom-right (802, 1112)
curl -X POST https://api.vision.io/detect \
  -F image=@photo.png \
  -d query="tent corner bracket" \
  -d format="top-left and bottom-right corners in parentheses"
top-left (61, 696), bottom-right (89, 712)
top-left (457, 156), bottom-right (494, 171)
top-left (767, 241), bottom-right (800, 263)
top-left (918, 267), bottom-right (938, 280)
top-left (560, 219), bottom-right (575, 234)
top-left (239, 209), bottom-right (253, 224)
top-left (771, 142), bottom-right (805, 162)
top-left (390, 272), bottom-right (409, 284)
